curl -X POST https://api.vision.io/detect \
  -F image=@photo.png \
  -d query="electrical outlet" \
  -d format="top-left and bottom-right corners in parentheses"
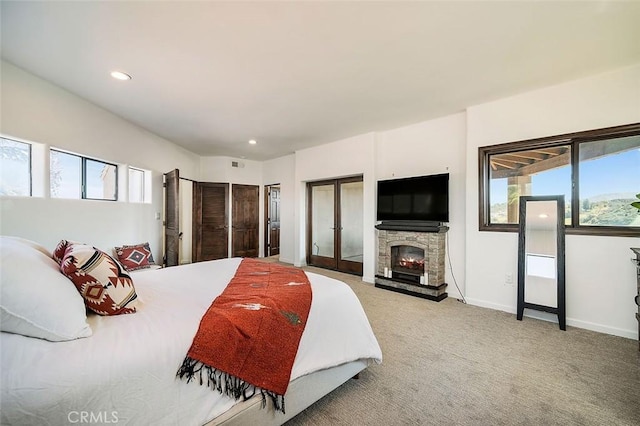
top-left (505, 273), bottom-right (514, 285)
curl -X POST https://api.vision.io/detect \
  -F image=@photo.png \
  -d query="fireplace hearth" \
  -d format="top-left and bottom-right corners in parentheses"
top-left (375, 225), bottom-right (448, 301)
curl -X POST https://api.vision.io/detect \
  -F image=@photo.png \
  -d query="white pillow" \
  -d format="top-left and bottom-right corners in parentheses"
top-left (2, 235), bottom-right (52, 257)
top-left (0, 237), bottom-right (92, 341)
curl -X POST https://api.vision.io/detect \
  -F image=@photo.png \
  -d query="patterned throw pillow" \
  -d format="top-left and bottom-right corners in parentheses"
top-left (115, 242), bottom-right (156, 271)
top-left (60, 243), bottom-right (139, 316)
top-left (53, 239), bottom-right (71, 264)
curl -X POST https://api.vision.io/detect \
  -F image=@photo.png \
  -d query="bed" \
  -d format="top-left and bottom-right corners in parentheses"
top-left (0, 237), bottom-right (382, 425)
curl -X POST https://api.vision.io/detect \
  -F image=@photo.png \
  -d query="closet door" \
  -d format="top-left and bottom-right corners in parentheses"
top-left (193, 182), bottom-right (228, 261)
top-left (232, 184), bottom-right (259, 258)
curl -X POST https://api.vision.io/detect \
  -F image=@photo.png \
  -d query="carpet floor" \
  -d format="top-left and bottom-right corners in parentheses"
top-left (284, 265), bottom-right (640, 426)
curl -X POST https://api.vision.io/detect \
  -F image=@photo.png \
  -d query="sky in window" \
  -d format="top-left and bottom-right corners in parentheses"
top-left (491, 148), bottom-right (640, 203)
top-left (579, 149), bottom-right (639, 199)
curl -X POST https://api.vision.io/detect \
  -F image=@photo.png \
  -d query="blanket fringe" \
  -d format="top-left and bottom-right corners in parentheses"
top-left (177, 356), bottom-right (286, 414)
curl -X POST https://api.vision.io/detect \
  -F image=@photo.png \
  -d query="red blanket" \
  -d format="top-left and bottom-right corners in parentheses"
top-left (177, 258), bottom-right (312, 413)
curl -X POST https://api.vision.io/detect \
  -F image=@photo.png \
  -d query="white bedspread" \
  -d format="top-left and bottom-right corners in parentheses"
top-left (1, 258), bottom-right (382, 425)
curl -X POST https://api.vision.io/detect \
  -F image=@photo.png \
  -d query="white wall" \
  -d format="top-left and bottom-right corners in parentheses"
top-left (465, 64), bottom-right (640, 338)
top-left (376, 113), bottom-right (467, 298)
top-left (179, 179), bottom-right (193, 264)
top-left (199, 156), bottom-right (264, 257)
top-left (199, 156), bottom-right (262, 184)
top-left (262, 154), bottom-right (295, 264)
top-left (294, 133), bottom-right (376, 280)
top-left (291, 118), bottom-right (467, 288)
top-left (0, 61), bottom-right (200, 259)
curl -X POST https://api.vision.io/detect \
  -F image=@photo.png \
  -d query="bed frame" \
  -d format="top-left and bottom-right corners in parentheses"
top-left (208, 360), bottom-right (368, 425)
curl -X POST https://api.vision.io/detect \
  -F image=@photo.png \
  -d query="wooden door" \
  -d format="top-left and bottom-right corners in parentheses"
top-left (193, 182), bottom-right (229, 262)
top-left (264, 185), bottom-right (281, 256)
top-left (232, 184), bottom-right (259, 258)
top-left (164, 169), bottom-right (180, 267)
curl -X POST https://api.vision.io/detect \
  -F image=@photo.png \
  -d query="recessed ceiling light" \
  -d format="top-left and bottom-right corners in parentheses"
top-left (110, 71), bottom-right (132, 81)
top-left (248, 139), bottom-right (257, 145)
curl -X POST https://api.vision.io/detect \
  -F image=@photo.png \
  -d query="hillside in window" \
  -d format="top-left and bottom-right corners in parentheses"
top-left (491, 193), bottom-right (640, 227)
top-left (580, 194), bottom-right (640, 226)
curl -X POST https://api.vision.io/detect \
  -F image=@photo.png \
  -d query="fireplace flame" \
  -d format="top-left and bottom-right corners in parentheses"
top-left (398, 256), bottom-right (424, 270)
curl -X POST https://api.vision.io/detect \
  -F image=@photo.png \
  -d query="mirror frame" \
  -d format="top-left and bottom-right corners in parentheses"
top-left (516, 195), bottom-right (566, 330)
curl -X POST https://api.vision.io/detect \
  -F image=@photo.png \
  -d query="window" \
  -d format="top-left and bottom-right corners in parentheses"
top-left (479, 123), bottom-right (640, 237)
top-left (50, 150), bottom-right (81, 199)
top-left (128, 167), bottom-right (145, 203)
top-left (578, 135), bottom-right (639, 227)
top-left (85, 158), bottom-right (117, 200)
top-left (0, 138), bottom-right (31, 196)
top-left (50, 149), bottom-right (117, 200)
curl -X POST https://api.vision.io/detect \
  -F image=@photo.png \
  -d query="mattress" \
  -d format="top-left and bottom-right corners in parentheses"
top-left (1, 258), bottom-right (381, 425)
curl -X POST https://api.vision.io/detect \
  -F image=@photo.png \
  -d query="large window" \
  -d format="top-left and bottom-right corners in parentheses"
top-left (479, 123), bottom-right (640, 236)
top-left (0, 138), bottom-right (31, 196)
top-left (50, 149), bottom-right (117, 200)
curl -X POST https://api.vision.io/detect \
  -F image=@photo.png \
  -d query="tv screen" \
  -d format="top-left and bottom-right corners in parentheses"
top-left (377, 173), bottom-right (449, 223)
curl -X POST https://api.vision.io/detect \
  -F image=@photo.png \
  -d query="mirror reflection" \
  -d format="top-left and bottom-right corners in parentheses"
top-left (524, 200), bottom-right (558, 308)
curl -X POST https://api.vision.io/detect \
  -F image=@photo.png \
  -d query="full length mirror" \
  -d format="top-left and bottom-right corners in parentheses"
top-left (517, 195), bottom-right (566, 330)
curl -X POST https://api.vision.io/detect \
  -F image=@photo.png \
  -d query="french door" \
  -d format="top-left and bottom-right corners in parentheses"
top-left (307, 176), bottom-right (363, 275)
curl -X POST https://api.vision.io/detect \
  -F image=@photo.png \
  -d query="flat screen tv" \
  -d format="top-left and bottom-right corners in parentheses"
top-left (376, 173), bottom-right (449, 223)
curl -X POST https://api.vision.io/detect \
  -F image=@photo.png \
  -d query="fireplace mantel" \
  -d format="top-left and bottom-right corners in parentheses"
top-left (375, 220), bottom-right (448, 233)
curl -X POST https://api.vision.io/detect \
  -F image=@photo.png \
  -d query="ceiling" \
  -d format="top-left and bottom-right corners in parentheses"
top-left (2, 1), bottom-right (639, 161)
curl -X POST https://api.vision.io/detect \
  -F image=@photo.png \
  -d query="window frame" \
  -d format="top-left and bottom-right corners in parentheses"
top-left (50, 149), bottom-right (118, 201)
top-left (479, 123), bottom-right (640, 237)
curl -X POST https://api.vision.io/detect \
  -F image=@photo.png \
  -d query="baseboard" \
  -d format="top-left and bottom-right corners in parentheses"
top-left (465, 297), bottom-right (637, 340)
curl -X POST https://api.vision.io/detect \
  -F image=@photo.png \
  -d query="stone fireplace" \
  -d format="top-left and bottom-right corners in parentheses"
top-left (375, 225), bottom-right (448, 301)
